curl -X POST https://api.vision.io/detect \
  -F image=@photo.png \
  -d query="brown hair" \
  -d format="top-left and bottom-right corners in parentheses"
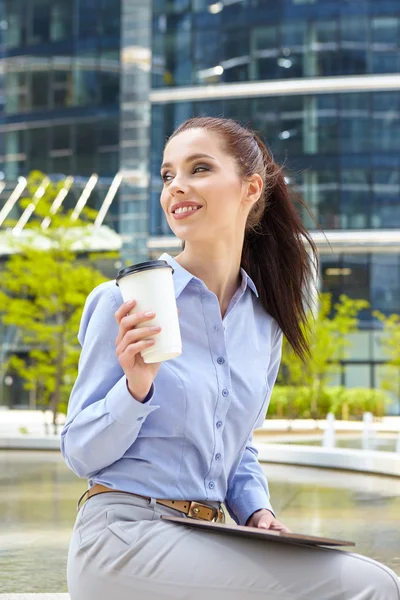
top-left (167, 117), bottom-right (318, 360)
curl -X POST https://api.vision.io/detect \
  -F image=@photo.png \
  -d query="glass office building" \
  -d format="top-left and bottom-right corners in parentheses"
top-left (148, 0), bottom-right (400, 409)
top-left (0, 0), bottom-right (151, 247)
top-left (0, 0), bottom-right (152, 407)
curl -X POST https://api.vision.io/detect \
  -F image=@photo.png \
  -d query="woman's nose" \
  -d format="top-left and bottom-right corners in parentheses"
top-left (169, 174), bottom-right (189, 194)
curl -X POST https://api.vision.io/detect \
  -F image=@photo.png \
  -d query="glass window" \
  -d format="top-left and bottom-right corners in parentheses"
top-left (166, 13), bottom-right (192, 86)
top-left (73, 52), bottom-right (100, 106)
top-left (5, 131), bottom-right (25, 157)
top-left (340, 94), bottom-right (370, 153)
top-left (372, 93), bottom-right (400, 152)
top-left (222, 28), bottom-right (249, 83)
top-left (77, 0), bottom-right (99, 37)
top-left (371, 255), bottom-right (400, 316)
top-left (51, 125), bottom-right (71, 151)
top-left (31, 69), bottom-right (50, 110)
top-left (347, 332), bottom-right (372, 361)
top-left (344, 364), bottom-right (371, 388)
top-left (371, 17), bottom-right (399, 47)
top-left (75, 122), bottom-right (98, 175)
top-left (278, 95), bottom-right (304, 155)
top-left (316, 95), bottom-right (338, 154)
top-left (30, 0), bottom-right (51, 45)
top-left (50, 155), bottom-right (72, 176)
top-left (5, 71), bottom-right (29, 114)
top-left (100, 0), bottom-right (121, 37)
top-left (372, 169), bottom-right (400, 229)
top-left (311, 20), bottom-right (339, 77)
top-left (5, 0), bottom-right (27, 48)
top-left (342, 254), bottom-right (370, 312)
top-left (97, 151), bottom-right (119, 176)
top-left (305, 169), bottom-right (340, 229)
top-left (279, 21), bottom-right (307, 79)
top-left (340, 169), bottom-right (370, 229)
top-left (194, 27), bottom-right (221, 77)
top-left (320, 254), bottom-right (342, 308)
top-left (250, 25), bottom-right (280, 81)
top-left (340, 16), bottom-right (368, 75)
top-left (99, 51), bottom-right (120, 105)
top-left (28, 128), bottom-right (49, 172)
top-left (50, 0), bottom-right (74, 41)
top-left (98, 118), bottom-right (119, 148)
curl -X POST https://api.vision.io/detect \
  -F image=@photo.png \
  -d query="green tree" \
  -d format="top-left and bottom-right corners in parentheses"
top-left (0, 171), bottom-right (118, 432)
top-left (373, 310), bottom-right (400, 404)
top-left (279, 293), bottom-right (370, 423)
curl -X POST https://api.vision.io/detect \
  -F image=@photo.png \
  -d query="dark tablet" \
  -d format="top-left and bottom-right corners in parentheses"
top-left (160, 516), bottom-right (355, 548)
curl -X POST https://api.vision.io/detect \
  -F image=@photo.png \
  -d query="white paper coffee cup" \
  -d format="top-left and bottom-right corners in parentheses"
top-left (116, 260), bottom-right (182, 363)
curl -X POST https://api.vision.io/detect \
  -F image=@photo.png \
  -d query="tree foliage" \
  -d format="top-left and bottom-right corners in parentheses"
top-left (0, 171), bottom-right (116, 430)
top-left (278, 293), bottom-right (370, 421)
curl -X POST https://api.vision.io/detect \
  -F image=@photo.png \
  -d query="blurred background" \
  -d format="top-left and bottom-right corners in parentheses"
top-left (0, 0), bottom-right (400, 593)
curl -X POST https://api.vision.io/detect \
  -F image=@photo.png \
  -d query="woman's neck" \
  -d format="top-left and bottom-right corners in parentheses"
top-left (174, 245), bottom-right (243, 318)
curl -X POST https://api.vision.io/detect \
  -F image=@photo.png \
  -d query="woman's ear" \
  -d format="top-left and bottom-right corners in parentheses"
top-left (242, 173), bottom-right (263, 210)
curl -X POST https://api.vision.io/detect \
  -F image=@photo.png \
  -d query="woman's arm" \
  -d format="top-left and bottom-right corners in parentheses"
top-left (60, 282), bottom-right (159, 478)
top-left (224, 327), bottom-right (282, 525)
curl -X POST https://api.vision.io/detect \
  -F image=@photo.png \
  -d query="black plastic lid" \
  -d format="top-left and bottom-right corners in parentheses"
top-left (116, 260), bottom-right (173, 286)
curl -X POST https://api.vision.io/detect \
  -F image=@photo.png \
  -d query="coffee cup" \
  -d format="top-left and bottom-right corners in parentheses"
top-left (116, 260), bottom-right (182, 363)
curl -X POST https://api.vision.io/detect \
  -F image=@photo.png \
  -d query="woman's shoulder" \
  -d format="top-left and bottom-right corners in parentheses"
top-left (85, 279), bottom-right (123, 312)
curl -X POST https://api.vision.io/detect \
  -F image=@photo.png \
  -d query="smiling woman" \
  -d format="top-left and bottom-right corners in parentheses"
top-left (62, 117), bottom-right (400, 600)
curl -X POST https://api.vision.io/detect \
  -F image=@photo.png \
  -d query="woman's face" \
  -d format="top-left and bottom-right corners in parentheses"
top-left (160, 128), bottom-right (255, 245)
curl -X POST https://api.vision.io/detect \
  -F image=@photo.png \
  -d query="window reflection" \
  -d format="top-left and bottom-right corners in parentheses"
top-left (152, 10), bottom-right (400, 86)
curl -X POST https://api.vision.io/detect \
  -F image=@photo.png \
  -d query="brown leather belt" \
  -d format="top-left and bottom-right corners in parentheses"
top-left (77, 483), bottom-right (225, 523)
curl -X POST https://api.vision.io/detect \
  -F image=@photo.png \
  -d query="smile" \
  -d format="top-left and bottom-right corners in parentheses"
top-left (172, 206), bottom-right (202, 220)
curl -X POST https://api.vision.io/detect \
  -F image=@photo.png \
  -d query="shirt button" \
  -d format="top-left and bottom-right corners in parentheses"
top-left (208, 481), bottom-right (215, 489)
top-left (215, 453), bottom-right (221, 460)
top-left (217, 357), bottom-right (225, 365)
top-left (216, 420), bottom-right (223, 429)
top-left (213, 325), bottom-right (218, 333)
top-left (222, 389), bottom-right (229, 397)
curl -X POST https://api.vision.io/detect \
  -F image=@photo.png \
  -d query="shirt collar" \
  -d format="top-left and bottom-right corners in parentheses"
top-left (159, 253), bottom-right (259, 299)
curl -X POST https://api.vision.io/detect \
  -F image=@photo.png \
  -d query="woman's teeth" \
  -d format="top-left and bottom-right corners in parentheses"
top-left (174, 206), bottom-right (200, 214)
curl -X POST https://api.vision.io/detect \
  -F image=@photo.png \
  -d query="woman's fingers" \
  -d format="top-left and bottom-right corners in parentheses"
top-left (116, 325), bottom-right (161, 356)
top-left (114, 301), bottom-right (156, 347)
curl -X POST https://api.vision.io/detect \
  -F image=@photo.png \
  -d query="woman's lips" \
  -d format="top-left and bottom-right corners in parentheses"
top-left (171, 207), bottom-right (202, 220)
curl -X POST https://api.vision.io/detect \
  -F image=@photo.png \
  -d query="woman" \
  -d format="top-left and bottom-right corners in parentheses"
top-left (62, 117), bottom-right (400, 599)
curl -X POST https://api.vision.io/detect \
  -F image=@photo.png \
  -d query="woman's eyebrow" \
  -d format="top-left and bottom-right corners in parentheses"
top-left (161, 153), bottom-right (216, 170)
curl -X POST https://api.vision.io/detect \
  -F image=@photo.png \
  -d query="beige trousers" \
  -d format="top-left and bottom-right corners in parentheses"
top-left (67, 492), bottom-right (400, 600)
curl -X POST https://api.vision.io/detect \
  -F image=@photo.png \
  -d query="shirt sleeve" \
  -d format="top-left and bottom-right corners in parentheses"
top-left (60, 282), bottom-right (159, 479)
top-left (224, 326), bottom-right (282, 525)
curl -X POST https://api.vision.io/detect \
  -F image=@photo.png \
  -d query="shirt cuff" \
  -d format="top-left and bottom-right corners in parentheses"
top-left (229, 489), bottom-right (275, 526)
top-left (105, 376), bottom-right (159, 424)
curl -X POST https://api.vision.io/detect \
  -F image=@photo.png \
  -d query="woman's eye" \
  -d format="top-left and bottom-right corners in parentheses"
top-left (161, 165), bottom-right (210, 183)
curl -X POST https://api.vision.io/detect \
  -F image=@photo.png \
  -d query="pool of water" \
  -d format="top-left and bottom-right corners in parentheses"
top-left (0, 450), bottom-right (399, 593)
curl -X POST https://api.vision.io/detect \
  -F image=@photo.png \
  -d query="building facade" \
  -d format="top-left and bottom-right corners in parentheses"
top-left (0, 0), bottom-right (152, 407)
top-left (147, 0), bottom-right (400, 411)
top-left (0, 0), bottom-right (400, 410)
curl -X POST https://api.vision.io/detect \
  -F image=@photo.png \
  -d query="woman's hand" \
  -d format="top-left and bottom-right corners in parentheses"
top-left (246, 509), bottom-right (291, 533)
top-left (115, 299), bottom-right (162, 402)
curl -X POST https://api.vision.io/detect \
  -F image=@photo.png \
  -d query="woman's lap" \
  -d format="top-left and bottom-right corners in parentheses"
top-left (67, 493), bottom-right (400, 600)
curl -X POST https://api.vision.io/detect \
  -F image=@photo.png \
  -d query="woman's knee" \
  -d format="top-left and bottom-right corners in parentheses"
top-left (342, 553), bottom-right (400, 600)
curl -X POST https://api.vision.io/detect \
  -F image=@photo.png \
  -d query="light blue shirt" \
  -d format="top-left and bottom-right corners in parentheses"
top-left (61, 253), bottom-right (282, 525)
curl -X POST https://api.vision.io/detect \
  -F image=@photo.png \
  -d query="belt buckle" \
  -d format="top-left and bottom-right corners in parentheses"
top-left (188, 501), bottom-right (222, 522)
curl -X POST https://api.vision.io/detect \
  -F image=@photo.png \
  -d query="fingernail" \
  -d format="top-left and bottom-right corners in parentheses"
top-left (144, 311), bottom-right (155, 317)
top-left (126, 299), bottom-right (135, 306)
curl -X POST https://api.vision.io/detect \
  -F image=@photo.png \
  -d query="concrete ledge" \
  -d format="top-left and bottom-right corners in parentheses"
top-left (0, 596), bottom-right (69, 599)
top-left (0, 436), bottom-right (61, 450)
top-left (257, 443), bottom-right (400, 477)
